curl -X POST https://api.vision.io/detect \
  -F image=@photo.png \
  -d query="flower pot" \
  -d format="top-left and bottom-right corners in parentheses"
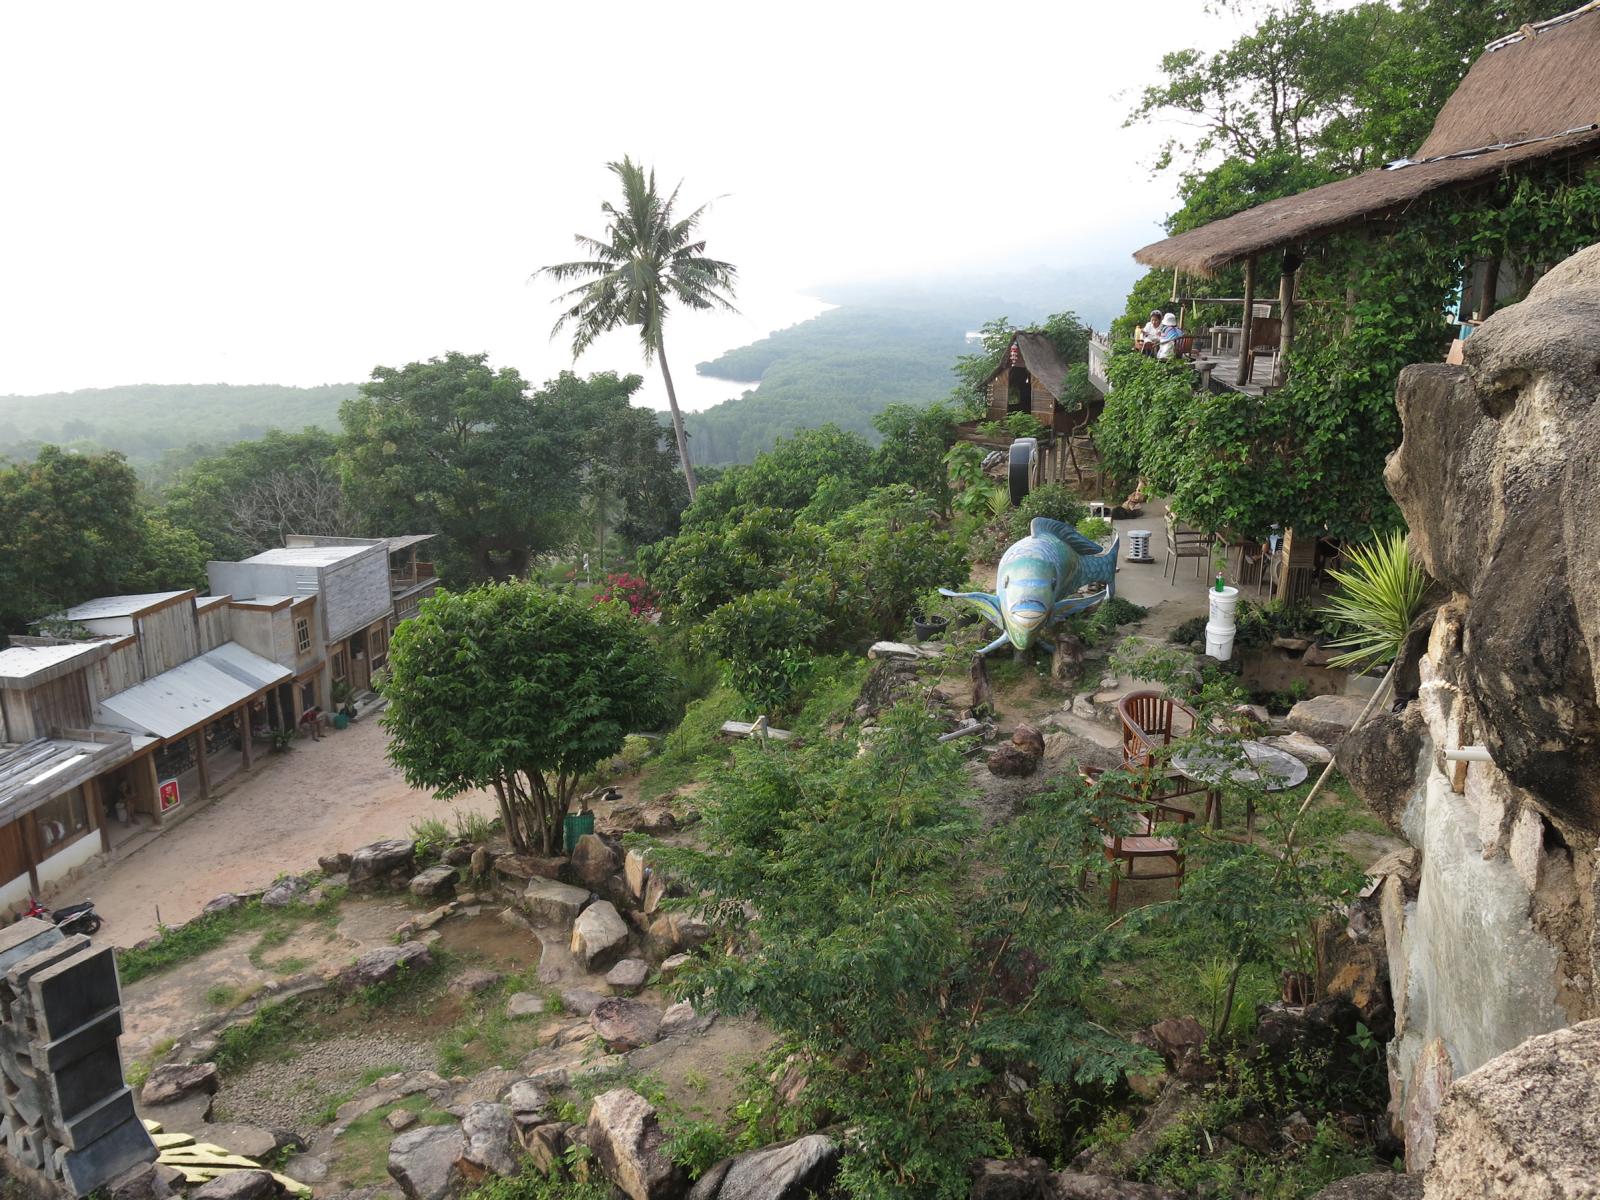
top-left (913, 615), bottom-right (949, 643)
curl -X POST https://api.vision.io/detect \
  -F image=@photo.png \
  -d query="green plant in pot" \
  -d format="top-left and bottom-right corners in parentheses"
top-left (330, 680), bottom-right (356, 719)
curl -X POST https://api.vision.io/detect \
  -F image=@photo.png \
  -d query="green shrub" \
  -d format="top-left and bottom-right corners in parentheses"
top-left (1320, 530), bottom-right (1430, 671)
top-left (1076, 516), bottom-right (1113, 541)
top-left (1010, 484), bottom-right (1088, 541)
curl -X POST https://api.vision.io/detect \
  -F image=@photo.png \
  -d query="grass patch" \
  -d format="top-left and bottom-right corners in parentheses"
top-left (206, 984), bottom-right (243, 1009)
top-left (637, 685), bottom-right (741, 801)
top-left (214, 998), bottom-right (314, 1072)
top-left (119, 890), bottom-right (342, 985)
top-left (435, 969), bottom-right (546, 1075)
top-left (331, 1093), bottom-right (456, 1185)
top-left (459, 1169), bottom-right (611, 1200)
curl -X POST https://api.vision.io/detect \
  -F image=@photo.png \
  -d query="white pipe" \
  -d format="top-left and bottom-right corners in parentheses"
top-left (1443, 745), bottom-right (1493, 763)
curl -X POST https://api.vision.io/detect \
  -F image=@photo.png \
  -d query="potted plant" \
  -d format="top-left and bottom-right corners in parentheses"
top-left (330, 681), bottom-right (356, 728)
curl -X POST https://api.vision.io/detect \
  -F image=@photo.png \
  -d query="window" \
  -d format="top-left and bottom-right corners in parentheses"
top-left (295, 617), bottom-right (312, 655)
top-left (35, 787), bottom-right (89, 851)
top-left (331, 648), bottom-right (347, 683)
top-left (369, 626), bottom-right (387, 660)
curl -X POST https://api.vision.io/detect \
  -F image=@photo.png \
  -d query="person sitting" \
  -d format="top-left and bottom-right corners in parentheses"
top-left (1157, 312), bottom-right (1186, 360)
top-left (298, 706), bottom-right (325, 741)
top-left (1137, 309), bottom-right (1163, 352)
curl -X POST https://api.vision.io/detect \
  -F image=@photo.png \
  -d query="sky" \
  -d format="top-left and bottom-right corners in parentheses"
top-left (0, 1), bottom-right (1246, 410)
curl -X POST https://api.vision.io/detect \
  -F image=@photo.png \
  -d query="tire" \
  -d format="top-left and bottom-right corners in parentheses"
top-left (1008, 438), bottom-right (1037, 506)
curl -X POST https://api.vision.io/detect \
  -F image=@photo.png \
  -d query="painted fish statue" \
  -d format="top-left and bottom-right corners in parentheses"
top-left (942, 518), bottom-right (1119, 656)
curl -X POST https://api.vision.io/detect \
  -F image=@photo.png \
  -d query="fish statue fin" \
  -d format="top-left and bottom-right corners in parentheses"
top-left (1030, 517), bottom-right (1106, 556)
top-left (1077, 536), bottom-right (1119, 589)
top-left (1050, 593), bottom-right (1109, 619)
top-left (939, 588), bottom-right (1004, 631)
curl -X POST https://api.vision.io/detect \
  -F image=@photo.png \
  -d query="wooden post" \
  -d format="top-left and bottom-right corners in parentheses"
top-left (1237, 256), bottom-right (1257, 386)
top-left (22, 812), bottom-right (41, 894)
top-left (89, 777), bottom-right (110, 853)
top-left (239, 704), bottom-right (254, 771)
top-left (1479, 256), bottom-right (1501, 319)
top-left (1277, 252), bottom-right (1301, 384)
top-left (194, 729), bottom-right (212, 801)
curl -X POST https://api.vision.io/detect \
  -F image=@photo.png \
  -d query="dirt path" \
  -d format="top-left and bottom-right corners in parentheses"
top-left (60, 718), bottom-right (496, 946)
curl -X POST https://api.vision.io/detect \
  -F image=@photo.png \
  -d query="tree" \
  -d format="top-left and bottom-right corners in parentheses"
top-left (122, 515), bottom-right (208, 594)
top-left (0, 447), bottom-right (143, 632)
top-left (383, 583), bottom-right (668, 855)
top-left (538, 157), bottom-right (738, 502)
top-left (339, 354), bottom-right (592, 582)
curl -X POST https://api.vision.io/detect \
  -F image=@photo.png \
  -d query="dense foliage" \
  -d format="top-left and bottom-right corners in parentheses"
top-left (383, 583), bottom-right (667, 854)
top-left (655, 706), bottom-right (1146, 1200)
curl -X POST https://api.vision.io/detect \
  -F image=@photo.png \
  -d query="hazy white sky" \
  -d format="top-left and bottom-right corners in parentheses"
top-left (0, 1), bottom-right (1244, 409)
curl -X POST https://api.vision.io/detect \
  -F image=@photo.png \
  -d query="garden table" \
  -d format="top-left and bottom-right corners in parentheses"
top-left (1170, 738), bottom-right (1308, 836)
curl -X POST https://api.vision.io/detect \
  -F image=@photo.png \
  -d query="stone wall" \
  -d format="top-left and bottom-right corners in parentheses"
top-left (1347, 242), bottom-right (1600, 1171)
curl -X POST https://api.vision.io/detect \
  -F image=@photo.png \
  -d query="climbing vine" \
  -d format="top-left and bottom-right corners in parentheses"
top-left (1097, 163), bottom-right (1600, 539)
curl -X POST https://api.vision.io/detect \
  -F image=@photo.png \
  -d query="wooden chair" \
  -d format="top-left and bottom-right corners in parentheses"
top-left (1116, 690), bottom-right (1215, 821)
top-left (1079, 766), bottom-right (1192, 910)
top-left (1163, 511), bottom-right (1213, 583)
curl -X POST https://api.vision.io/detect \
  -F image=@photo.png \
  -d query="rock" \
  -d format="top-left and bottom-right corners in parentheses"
top-left (1426, 1019), bottom-right (1600, 1196)
top-left (1132, 1016), bottom-right (1206, 1069)
top-left (688, 1134), bottom-right (839, 1200)
top-left (586, 1088), bottom-right (683, 1200)
top-left (457, 1102), bottom-right (518, 1180)
top-left (969, 1157), bottom-right (1052, 1200)
top-left (560, 987), bottom-right (607, 1016)
top-left (1302, 642), bottom-right (1336, 667)
top-left (571, 900), bottom-right (629, 971)
top-left (191, 1171), bottom-right (277, 1200)
top-left (1053, 1174), bottom-right (1183, 1199)
top-left (1286, 693), bottom-right (1369, 746)
top-left (203, 1123), bottom-right (282, 1161)
top-left (318, 852), bottom-right (353, 874)
top-left (203, 893), bottom-right (244, 915)
top-left (349, 838), bottom-right (417, 889)
top-left (1073, 1084), bottom-right (1198, 1176)
top-left (280, 1157), bottom-right (327, 1185)
top-left (1273, 636), bottom-right (1312, 652)
top-left (1265, 731), bottom-right (1334, 765)
top-left (623, 850), bottom-right (650, 903)
top-left (570, 834), bottom-right (620, 888)
top-left (645, 912), bottom-right (711, 960)
top-left (522, 1122), bottom-right (570, 1174)
top-left (388, 1123), bottom-right (465, 1200)
top-left (523, 878), bottom-right (592, 926)
top-left (1306, 1173), bottom-right (1421, 1199)
top-left (987, 743), bottom-right (1038, 778)
top-left (261, 876), bottom-right (309, 908)
top-left (605, 958), bottom-right (651, 995)
top-left (1334, 708), bottom-right (1423, 834)
top-left (409, 865), bottom-right (457, 898)
top-left (140, 1061), bottom-right (219, 1106)
top-left (507, 991), bottom-right (546, 1018)
top-left (443, 844), bottom-right (475, 867)
top-left (107, 1163), bottom-right (173, 1200)
top-left (659, 1001), bottom-right (715, 1039)
top-left (658, 954), bottom-right (692, 982)
top-left (503, 1080), bottom-right (549, 1120)
top-left (590, 997), bottom-right (662, 1051)
top-left (450, 968), bottom-right (503, 996)
top-left (1010, 723), bottom-right (1046, 757)
top-left (642, 873), bottom-right (668, 914)
top-left (339, 941), bottom-right (433, 990)
top-left (387, 1109), bottom-right (418, 1132)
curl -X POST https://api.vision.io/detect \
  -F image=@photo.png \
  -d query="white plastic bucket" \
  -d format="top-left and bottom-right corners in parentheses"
top-left (1206, 585), bottom-right (1240, 660)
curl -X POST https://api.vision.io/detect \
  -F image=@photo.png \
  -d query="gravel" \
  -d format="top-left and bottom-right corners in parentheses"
top-left (213, 1034), bottom-right (436, 1134)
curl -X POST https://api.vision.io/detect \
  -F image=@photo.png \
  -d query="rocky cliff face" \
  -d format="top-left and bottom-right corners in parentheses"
top-left (1349, 243), bottom-right (1600, 1171)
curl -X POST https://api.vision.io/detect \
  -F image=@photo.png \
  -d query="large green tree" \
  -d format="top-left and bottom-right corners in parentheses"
top-left (538, 157), bottom-right (738, 502)
top-left (383, 583), bottom-right (668, 854)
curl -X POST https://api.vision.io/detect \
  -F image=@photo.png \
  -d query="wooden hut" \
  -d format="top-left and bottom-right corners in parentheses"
top-left (978, 331), bottom-right (1095, 435)
top-left (1133, 2), bottom-right (1600, 391)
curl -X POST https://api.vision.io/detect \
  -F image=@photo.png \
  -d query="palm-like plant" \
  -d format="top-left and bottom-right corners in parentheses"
top-left (1320, 530), bottom-right (1431, 671)
top-left (537, 158), bottom-right (737, 501)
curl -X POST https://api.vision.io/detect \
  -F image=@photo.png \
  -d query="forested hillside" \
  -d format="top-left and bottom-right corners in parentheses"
top-left (0, 382), bottom-right (356, 470)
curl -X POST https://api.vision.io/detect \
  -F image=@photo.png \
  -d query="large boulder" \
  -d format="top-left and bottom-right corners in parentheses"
top-left (339, 941), bottom-right (433, 990)
top-left (1336, 707), bottom-right (1425, 834)
top-left (571, 834), bottom-right (620, 888)
top-left (261, 876), bottom-right (309, 908)
top-left (987, 743), bottom-right (1038, 778)
top-left (1425, 1019), bottom-right (1600, 1198)
top-left (190, 1172), bottom-right (277, 1200)
top-left (349, 839), bottom-right (416, 889)
top-left (590, 997), bottom-right (662, 1052)
top-left (659, 1001), bottom-right (715, 1039)
top-left (1387, 243), bottom-right (1600, 833)
top-left (409, 865), bottom-right (457, 899)
top-left (317, 852), bottom-right (352, 875)
top-left (456, 1102), bottom-right (518, 1180)
top-left (586, 1088), bottom-right (683, 1200)
top-left (606, 958), bottom-right (651, 996)
top-left (523, 878), bottom-right (592, 926)
top-left (140, 1062), bottom-right (219, 1106)
top-left (571, 900), bottom-right (629, 971)
top-left (1286, 694), bottom-right (1369, 746)
top-left (388, 1123), bottom-right (465, 1200)
top-left (688, 1134), bottom-right (839, 1200)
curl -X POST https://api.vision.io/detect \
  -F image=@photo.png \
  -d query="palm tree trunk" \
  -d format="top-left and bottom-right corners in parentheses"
top-left (656, 341), bottom-right (699, 501)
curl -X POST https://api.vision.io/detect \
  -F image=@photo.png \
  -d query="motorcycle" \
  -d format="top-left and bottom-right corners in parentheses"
top-left (23, 896), bottom-right (102, 936)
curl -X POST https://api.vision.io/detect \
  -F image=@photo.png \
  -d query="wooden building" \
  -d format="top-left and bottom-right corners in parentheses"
top-left (979, 332), bottom-right (1095, 435)
top-left (1131, 3), bottom-right (1600, 394)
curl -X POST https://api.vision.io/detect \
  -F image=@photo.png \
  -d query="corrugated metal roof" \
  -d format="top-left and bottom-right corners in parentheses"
top-left (62, 591), bottom-right (193, 620)
top-left (226, 595), bottom-right (296, 609)
top-left (0, 736), bottom-right (132, 820)
top-left (94, 643), bottom-right (291, 741)
top-left (384, 534), bottom-right (436, 552)
top-left (242, 545), bottom-right (372, 568)
top-left (0, 640), bottom-right (110, 687)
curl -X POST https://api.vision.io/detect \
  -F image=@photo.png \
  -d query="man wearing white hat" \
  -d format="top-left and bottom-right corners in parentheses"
top-left (1156, 311), bottom-right (1185, 360)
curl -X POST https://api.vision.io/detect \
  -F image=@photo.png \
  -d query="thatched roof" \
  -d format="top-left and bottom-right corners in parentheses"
top-left (984, 331), bottom-right (1069, 400)
top-left (1134, 2), bottom-right (1600, 276)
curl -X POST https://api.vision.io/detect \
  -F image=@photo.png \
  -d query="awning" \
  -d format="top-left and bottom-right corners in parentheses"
top-left (0, 736), bottom-right (134, 821)
top-left (94, 644), bottom-right (291, 742)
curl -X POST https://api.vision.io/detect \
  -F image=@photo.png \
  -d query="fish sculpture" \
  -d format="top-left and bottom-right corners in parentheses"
top-left (942, 518), bottom-right (1119, 656)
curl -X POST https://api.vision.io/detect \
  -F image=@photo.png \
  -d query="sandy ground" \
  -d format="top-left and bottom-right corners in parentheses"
top-left (59, 717), bottom-right (496, 947)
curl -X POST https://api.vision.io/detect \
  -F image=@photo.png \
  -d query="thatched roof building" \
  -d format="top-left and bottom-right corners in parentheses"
top-left (978, 331), bottom-right (1089, 435)
top-left (1134, 2), bottom-right (1600, 276)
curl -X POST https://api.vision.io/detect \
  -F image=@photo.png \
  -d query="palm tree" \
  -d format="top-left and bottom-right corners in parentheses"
top-left (537, 158), bottom-right (737, 501)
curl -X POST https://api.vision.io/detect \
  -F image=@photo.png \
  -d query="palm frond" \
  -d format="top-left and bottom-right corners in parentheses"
top-left (1318, 530), bottom-right (1430, 672)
